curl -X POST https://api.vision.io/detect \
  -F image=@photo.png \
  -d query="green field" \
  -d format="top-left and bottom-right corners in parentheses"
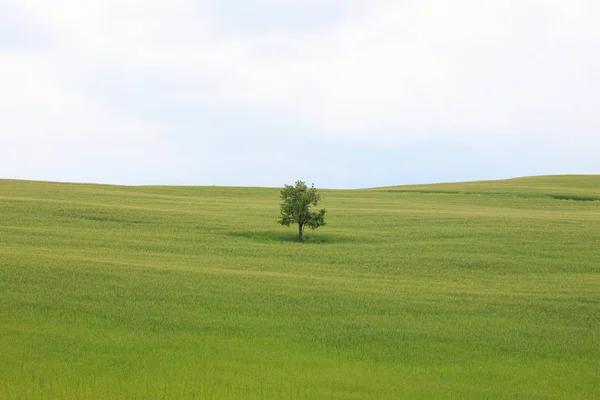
top-left (1, 175), bottom-right (599, 399)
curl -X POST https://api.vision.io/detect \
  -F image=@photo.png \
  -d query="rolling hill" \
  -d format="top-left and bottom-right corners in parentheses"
top-left (1, 176), bottom-right (599, 399)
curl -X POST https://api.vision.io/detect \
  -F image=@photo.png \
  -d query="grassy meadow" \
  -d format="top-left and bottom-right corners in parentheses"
top-left (1, 175), bottom-right (599, 399)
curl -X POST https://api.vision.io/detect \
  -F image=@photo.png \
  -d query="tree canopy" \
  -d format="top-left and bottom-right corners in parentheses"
top-left (278, 181), bottom-right (326, 242)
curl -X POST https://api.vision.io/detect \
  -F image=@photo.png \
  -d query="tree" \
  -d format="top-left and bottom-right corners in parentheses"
top-left (278, 180), bottom-right (326, 242)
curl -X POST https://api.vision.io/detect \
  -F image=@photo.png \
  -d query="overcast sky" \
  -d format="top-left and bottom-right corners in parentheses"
top-left (1, 0), bottom-right (598, 188)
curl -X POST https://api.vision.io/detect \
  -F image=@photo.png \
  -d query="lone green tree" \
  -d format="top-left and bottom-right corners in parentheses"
top-left (278, 180), bottom-right (326, 242)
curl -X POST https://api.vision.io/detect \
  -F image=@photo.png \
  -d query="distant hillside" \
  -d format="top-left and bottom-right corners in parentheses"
top-left (378, 175), bottom-right (600, 201)
top-left (1, 175), bottom-right (599, 200)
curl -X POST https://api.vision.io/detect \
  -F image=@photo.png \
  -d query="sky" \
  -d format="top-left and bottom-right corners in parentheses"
top-left (1, 0), bottom-right (599, 188)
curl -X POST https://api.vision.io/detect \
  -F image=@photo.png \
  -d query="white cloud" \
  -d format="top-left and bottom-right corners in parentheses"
top-left (131, 1), bottom-right (600, 144)
top-left (229, 0), bottom-right (600, 143)
top-left (0, 51), bottom-right (184, 183)
top-left (1, 0), bottom-right (599, 185)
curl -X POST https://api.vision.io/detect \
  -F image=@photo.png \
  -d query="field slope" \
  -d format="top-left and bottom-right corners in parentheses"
top-left (381, 174), bottom-right (600, 201)
top-left (1, 176), bottom-right (599, 399)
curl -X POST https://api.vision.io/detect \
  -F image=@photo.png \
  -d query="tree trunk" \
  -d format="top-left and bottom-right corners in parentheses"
top-left (298, 223), bottom-right (303, 242)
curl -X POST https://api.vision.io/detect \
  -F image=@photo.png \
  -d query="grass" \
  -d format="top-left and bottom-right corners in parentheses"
top-left (1, 175), bottom-right (599, 399)
top-left (381, 174), bottom-right (600, 201)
